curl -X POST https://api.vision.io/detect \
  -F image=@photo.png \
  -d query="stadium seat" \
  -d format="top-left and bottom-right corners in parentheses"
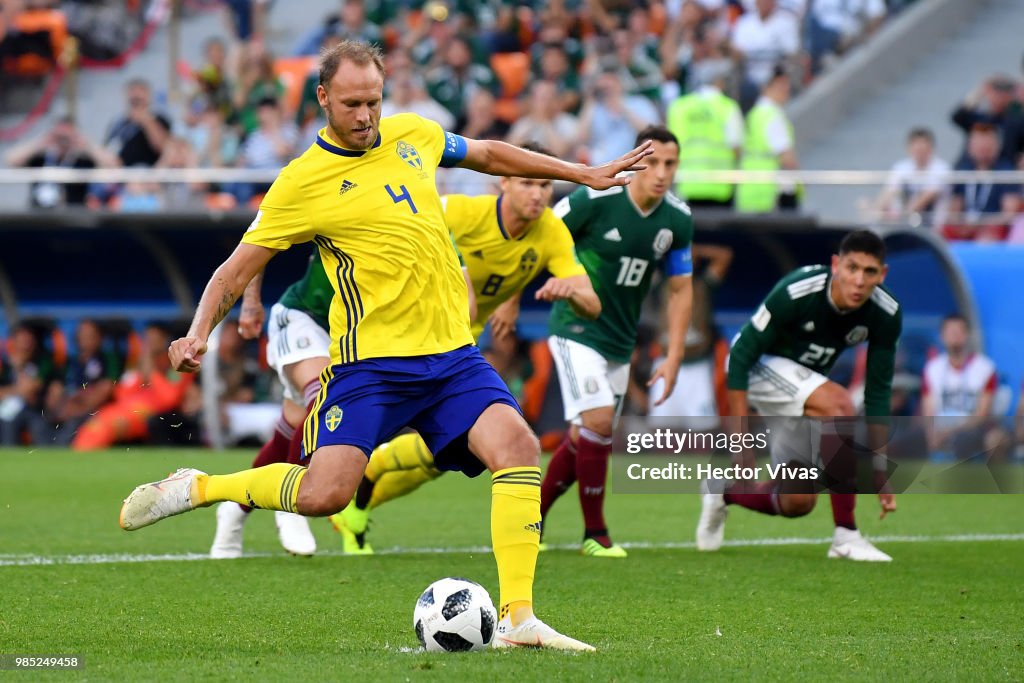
top-left (274, 55), bottom-right (316, 118)
top-left (490, 51), bottom-right (529, 99)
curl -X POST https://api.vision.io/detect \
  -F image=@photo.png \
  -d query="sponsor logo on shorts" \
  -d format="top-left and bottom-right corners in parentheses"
top-left (325, 405), bottom-right (344, 432)
top-left (297, 337), bottom-right (310, 349)
top-left (584, 377), bottom-right (600, 395)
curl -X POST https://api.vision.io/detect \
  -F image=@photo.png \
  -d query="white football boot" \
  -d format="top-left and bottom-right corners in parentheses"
top-left (275, 511), bottom-right (317, 556)
top-left (695, 480), bottom-right (728, 551)
top-left (827, 527), bottom-right (892, 562)
top-left (493, 616), bottom-right (595, 652)
top-left (210, 502), bottom-right (249, 559)
top-left (119, 468), bottom-right (205, 531)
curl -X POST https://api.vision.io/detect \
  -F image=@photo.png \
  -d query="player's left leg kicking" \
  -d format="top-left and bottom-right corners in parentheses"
top-left (120, 345), bottom-right (594, 651)
top-left (540, 336), bottom-right (629, 558)
top-left (696, 357), bottom-right (893, 561)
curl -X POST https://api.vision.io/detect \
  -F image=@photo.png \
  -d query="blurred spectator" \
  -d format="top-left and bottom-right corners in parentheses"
top-left (118, 181), bottom-right (163, 212)
top-left (665, 67), bottom-right (743, 208)
top-left (426, 35), bottom-right (499, 125)
top-left (190, 37), bottom-right (234, 120)
top-left (951, 75), bottom-right (1024, 166)
top-left (459, 89), bottom-right (509, 140)
top-left (533, 41), bottom-right (581, 114)
top-left (735, 65), bottom-right (799, 212)
top-left (183, 101), bottom-right (240, 170)
top-left (661, 17), bottom-right (732, 103)
top-left (233, 42), bottom-right (285, 137)
top-left (4, 116), bottom-right (118, 209)
top-left (233, 96), bottom-right (299, 204)
top-left (0, 0), bottom-right (67, 78)
top-left (648, 243), bottom-right (733, 428)
top-left (806, 0), bottom-right (886, 75)
top-left (382, 69), bottom-right (455, 130)
top-left (295, 0), bottom-right (382, 56)
top-left (405, 1), bottom-right (459, 68)
top-left (0, 323), bottom-right (56, 445)
top-left (506, 80), bottom-right (580, 159)
top-left (576, 69), bottom-right (659, 165)
top-left (922, 314), bottom-right (1011, 461)
top-left (104, 79), bottom-right (171, 167)
top-left (214, 321), bottom-right (281, 445)
top-left (945, 124), bottom-right (1021, 242)
top-left (729, 0), bottom-right (799, 110)
top-left (876, 127), bottom-right (951, 228)
top-left (602, 25), bottom-right (662, 103)
top-left (35, 320), bottom-right (119, 447)
top-left (156, 137), bottom-right (206, 209)
top-left (72, 323), bottom-right (194, 451)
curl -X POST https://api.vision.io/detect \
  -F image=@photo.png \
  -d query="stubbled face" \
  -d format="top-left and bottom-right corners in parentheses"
top-left (499, 177), bottom-right (553, 223)
top-left (317, 60), bottom-right (384, 150)
top-left (631, 140), bottom-right (678, 203)
top-left (941, 318), bottom-right (969, 356)
top-left (830, 251), bottom-right (886, 309)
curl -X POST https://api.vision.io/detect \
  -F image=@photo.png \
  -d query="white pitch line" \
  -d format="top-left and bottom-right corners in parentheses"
top-left (1, 533), bottom-right (1022, 568)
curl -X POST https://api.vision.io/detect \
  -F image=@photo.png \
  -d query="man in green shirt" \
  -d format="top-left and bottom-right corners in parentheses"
top-left (697, 230), bottom-right (901, 561)
top-left (542, 126), bottom-right (695, 557)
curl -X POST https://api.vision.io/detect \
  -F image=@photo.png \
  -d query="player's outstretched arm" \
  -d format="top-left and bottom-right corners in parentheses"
top-left (169, 243), bottom-right (277, 373)
top-left (238, 268), bottom-right (266, 340)
top-left (458, 138), bottom-right (653, 190)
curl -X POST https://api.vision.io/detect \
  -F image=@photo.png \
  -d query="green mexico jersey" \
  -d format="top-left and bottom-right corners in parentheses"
top-left (548, 186), bottom-right (694, 363)
top-left (277, 247), bottom-right (334, 331)
top-left (726, 265), bottom-right (903, 417)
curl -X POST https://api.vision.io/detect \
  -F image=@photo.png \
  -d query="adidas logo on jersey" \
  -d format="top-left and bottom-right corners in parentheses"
top-left (339, 179), bottom-right (358, 195)
top-left (603, 228), bottom-right (622, 242)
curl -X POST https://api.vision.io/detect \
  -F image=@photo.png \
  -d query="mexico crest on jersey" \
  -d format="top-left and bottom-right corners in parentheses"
top-left (653, 228), bottom-right (674, 257)
top-left (519, 248), bottom-right (538, 273)
top-left (396, 141), bottom-right (423, 170)
top-left (845, 325), bottom-right (869, 345)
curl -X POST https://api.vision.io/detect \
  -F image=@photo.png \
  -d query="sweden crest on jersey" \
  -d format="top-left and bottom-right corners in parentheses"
top-left (397, 140), bottom-right (423, 170)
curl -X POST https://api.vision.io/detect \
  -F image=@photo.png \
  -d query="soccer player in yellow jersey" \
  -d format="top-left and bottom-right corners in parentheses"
top-left (330, 143), bottom-right (601, 555)
top-left (118, 40), bottom-right (651, 651)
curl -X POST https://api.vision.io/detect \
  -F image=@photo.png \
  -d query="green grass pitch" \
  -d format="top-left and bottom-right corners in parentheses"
top-left (1, 449), bottom-right (1022, 681)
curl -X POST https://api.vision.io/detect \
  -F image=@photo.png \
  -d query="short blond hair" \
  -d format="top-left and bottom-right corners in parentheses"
top-left (319, 40), bottom-right (385, 88)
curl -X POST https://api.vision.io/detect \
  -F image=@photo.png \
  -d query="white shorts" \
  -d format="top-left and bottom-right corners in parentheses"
top-left (548, 336), bottom-right (630, 424)
top-left (648, 357), bottom-right (719, 429)
top-left (265, 303), bottom-right (331, 403)
top-left (744, 354), bottom-right (829, 418)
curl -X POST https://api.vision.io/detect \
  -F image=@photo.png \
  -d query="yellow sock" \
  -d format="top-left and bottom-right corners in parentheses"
top-left (193, 463), bottom-right (307, 513)
top-left (491, 466), bottom-right (541, 626)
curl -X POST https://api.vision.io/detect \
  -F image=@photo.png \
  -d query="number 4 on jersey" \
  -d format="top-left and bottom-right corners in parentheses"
top-left (385, 184), bottom-right (418, 214)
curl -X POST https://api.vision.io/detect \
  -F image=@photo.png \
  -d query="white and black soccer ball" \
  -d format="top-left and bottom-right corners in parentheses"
top-left (413, 577), bottom-right (497, 652)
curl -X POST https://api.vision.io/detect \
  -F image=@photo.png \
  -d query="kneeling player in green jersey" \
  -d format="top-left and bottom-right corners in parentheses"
top-left (696, 230), bottom-right (901, 562)
top-left (540, 126), bottom-right (695, 558)
top-left (331, 144), bottom-right (601, 554)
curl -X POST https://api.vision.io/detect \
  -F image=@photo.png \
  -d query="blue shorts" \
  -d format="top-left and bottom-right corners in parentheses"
top-left (303, 345), bottom-right (518, 477)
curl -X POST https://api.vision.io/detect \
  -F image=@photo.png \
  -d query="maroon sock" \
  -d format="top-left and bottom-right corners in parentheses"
top-left (286, 379), bottom-right (321, 465)
top-left (240, 413), bottom-right (295, 512)
top-left (724, 480), bottom-right (780, 516)
top-left (830, 493), bottom-right (857, 530)
top-left (540, 434), bottom-right (577, 519)
top-left (575, 428), bottom-right (613, 544)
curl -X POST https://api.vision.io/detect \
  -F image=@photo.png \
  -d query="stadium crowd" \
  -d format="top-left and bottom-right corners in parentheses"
top-left (4, 0), bottom-right (941, 220)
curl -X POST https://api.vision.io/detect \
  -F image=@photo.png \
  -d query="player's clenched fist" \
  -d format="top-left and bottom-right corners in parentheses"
top-left (168, 336), bottom-right (208, 373)
top-left (534, 277), bottom-right (575, 302)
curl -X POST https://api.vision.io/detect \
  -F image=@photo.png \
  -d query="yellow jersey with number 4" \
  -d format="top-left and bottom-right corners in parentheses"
top-left (242, 113), bottom-right (474, 365)
top-left (443, 193), bottom-right (586, 339)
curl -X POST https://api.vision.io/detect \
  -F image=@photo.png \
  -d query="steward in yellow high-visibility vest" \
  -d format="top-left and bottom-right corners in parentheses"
top-left (666, 80), bottom-right (744, 208)
top-left (736, 68), bottom-right (800, 213)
